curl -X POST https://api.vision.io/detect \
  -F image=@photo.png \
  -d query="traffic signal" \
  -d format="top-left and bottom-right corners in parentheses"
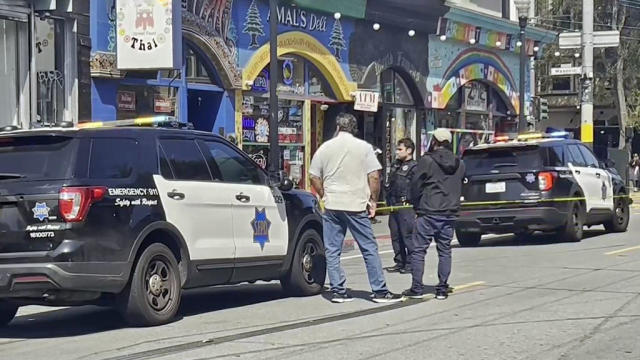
top-left (538, 97), bottom-right (549, 122)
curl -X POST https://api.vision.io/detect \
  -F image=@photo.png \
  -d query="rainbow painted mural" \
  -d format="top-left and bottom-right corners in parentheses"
top-left (431, 48), bottom-right (520, 114)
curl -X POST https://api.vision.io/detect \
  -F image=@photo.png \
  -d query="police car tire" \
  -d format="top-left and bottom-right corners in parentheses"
top-left (561, 201), bottom-right (584, 242)
top-left (281, 229), bottom-right (326, 296)
top-left (455, 231), bottom-right (481, 247)
top-left (604, 195), bottom-right (629, 233)
top-left (118, 243), bottom-right (182, 327)
top-left (0, 300), bottom-right (18, 327)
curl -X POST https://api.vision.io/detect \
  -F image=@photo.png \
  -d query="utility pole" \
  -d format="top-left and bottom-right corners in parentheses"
top-left (268, 0), bottom-right (280, 175)
top-left (581, 0), bottom-right (594, 148)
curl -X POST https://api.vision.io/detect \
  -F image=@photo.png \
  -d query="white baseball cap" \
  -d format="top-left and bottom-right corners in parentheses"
top-left (433, 128), bottom-right (452, 143)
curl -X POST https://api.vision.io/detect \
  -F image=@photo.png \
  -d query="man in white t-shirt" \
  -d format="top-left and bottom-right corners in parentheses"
top-left (309, 113), bottom-right (404, 304)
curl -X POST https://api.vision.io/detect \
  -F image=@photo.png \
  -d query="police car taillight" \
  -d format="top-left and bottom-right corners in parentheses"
top-left (59, 187), bottom-right (107, 222)
top-left (538, 172), bottom-right (556, 192)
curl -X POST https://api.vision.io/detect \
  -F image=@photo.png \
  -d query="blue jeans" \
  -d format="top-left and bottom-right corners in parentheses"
top-left (322, 209), bottom-right (389, 295)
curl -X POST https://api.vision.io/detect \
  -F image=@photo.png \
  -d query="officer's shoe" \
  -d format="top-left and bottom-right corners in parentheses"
top-left (402, 289), bottom-right (426, 299)
top-left (384, 264), bottom-right (404, 273)
top-left (398, 266), bottom-right (412, 274)
top-left (435, 288), bottom-right (449, 300)
top-left (372, 291), bottom-right (405, 303)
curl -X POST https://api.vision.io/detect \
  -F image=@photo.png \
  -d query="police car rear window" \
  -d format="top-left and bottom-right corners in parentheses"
top-left (0, 135), bottom-right (76, 180)
top-left (463, 146), bottom-right (543, 175)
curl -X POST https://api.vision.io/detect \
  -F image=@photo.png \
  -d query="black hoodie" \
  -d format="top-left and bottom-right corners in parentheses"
top-left (410, 147), bottom-right (465, 216)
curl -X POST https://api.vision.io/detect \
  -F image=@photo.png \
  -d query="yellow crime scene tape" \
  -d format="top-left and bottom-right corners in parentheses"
top-left (373, 195), bottom-right (632, 215)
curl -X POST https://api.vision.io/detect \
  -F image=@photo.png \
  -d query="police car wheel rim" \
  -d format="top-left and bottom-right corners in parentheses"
top-left (571, 206), bottom-right (580, 232)
top-left (615, 200), bottom-right (626, 224)
top-left (302, 242), bottom-right (318, 283)
top-left (144, 258), bottom-right (174, 311)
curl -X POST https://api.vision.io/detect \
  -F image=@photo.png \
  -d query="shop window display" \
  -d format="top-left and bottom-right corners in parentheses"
top-left (242, 96), bottom-right (306, 188)
top-left (116, 85), bottom-right (178, 120)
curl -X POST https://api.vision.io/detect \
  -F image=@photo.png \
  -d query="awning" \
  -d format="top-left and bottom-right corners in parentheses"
top-left (290, 0), bottom-right (367, 19)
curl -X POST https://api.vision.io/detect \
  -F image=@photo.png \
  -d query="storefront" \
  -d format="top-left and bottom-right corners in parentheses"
top-left (0, 0), bottom-right (86, 129)
top-left (425, 9), bottom-right (555, 153)
top-left (236, 2), bottom-right (358, 190)
top-left (89, 0), bottom-right (241, 137)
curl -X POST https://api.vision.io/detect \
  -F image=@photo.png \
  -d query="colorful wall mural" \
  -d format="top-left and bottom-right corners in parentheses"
top-left (427, 36), bottom-right (530, 114)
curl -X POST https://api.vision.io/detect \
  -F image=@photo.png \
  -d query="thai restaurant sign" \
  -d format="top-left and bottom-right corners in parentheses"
top-left (116, 0), bottom-right (182, 70)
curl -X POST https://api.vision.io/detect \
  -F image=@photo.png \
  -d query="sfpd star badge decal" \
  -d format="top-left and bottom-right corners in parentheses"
top-left (251, 208), bottom-right (271, 251)
top-left (32, 202), bottom-right (50, 221)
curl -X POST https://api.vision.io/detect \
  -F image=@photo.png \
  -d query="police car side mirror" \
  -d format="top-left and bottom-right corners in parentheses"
top-left (269, 171), bottom-right (294, 191)
top-left (605, 159), bottom-right (615, 169)
top-left (279, 177), bottom-right (294, 192)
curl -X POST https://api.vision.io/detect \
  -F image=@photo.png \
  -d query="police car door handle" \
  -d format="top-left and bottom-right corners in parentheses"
top-left (167, 190), bottom-right (185, 200)
top-left (235, 193), bottom-right (251, 203)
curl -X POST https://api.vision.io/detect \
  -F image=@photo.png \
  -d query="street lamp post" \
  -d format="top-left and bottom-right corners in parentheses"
top-left (268, 0), bottom-right (280, 176)
top-left (515, 0), bottom-right (530, 133)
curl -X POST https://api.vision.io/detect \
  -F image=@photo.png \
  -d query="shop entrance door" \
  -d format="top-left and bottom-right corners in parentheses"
top-left (188, 90), bottom-right (222, 132)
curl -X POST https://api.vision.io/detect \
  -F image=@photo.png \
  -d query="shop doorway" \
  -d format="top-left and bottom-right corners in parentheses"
top-left (188, 90), bottom-right (222, 132)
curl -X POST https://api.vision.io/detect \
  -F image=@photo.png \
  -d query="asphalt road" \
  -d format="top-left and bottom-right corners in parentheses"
top-left (2, 211), bottom-right (640, 360)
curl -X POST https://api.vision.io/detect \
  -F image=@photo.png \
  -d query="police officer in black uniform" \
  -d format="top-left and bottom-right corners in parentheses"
top-left (384, 138), bottom-right (417, 274)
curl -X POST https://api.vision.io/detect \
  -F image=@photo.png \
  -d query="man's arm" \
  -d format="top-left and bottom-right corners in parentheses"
top-left (310, 175), bottom-right (325, 199)
top-left (367, 170), bottom-right (380, 218)
top-left (368, 170), bottom-right (380, 203)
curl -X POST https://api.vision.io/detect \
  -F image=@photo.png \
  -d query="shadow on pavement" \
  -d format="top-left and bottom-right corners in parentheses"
top-left (470, 229), bottom-right (607, 248)
top-left (0, 283), bottom-right (287, 339)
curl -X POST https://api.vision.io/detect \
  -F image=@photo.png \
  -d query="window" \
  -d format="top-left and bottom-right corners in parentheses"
top-left (578, 145), bottom-right (600, 168)
top-left (159, 139), bottom-right (212, 181)
top-left (0, 136), bottom-right (76, 180)
top-left (35, 17), bottom-right (65, 125)
top-left (89, 138), bottom-right (137, 179)
top-left (158, 146), bottom-right (174, 180)
top-left (566, 145), bottom-right (586, 167)
top-left (0, 19), bottom-right (20, 127)
top-left (203, 141), bottom-right (266, 185)
top-left (381, 70), bottom-right (414, 105)
top-left (552, 77), bottom-right (572, 92)
top-left (462, 146), bottom-right (543, 176)
top-left (545, 146), bottom-right (565, 167)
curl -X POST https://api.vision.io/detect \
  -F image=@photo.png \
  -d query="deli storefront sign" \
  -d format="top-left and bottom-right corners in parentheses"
top-left (354, 91), bottom-right (380, 112)
top-left (116, 0), bottom-right (182, 70)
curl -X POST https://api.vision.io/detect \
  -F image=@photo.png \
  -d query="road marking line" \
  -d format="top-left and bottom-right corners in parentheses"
top-left (452, 281), bottom-right (487, 292)
top-left (341, 250), bottom-right (394, 260)
top-left (605, 245), bottom-right (640, 256)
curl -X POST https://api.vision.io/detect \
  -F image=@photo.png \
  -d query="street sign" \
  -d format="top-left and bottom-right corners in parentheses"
top-left (559, 30), bottom-right (620, 49)
top-left (558, 32), bottom-right (581, 49)
top-left (354, 91), bottom-right (380, 112)
top-left (550, 67), bottom-right (582, 76)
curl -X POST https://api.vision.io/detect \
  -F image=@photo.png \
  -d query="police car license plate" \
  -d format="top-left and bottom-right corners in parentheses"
top-left (486, 182), bottom-right (506, 193)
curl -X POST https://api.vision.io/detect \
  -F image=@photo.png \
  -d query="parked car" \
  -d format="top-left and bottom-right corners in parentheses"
top-left (455, 134), bottom-right (630, 246)
top-left (0, 119), bottom-right (325, 327)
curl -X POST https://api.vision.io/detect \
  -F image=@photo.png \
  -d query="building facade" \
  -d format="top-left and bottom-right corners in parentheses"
top-left (0, 0), bottom-right (89, 129)
top-left (87, 0), bottom-right (552, 190)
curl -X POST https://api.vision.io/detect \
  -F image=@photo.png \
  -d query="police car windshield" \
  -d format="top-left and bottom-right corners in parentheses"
top-left (0, 135), bottom-right (76, 181)
top-left (463, 145), bottom-right (543, 175)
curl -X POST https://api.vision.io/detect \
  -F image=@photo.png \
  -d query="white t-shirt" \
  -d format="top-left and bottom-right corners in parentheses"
top-left (309, 132), bottom-right (382, 212)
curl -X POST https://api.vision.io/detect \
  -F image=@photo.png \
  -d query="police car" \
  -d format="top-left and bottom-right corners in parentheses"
top-left (0, 118), bottom-right (325, 327)
top-left (455, 132), bottom-right (630, 247)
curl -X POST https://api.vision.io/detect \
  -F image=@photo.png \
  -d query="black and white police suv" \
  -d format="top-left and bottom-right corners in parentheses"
top-left (455, 133), bottom-right (630, 247)
top-left (0, 119), bottom-right (325, 327)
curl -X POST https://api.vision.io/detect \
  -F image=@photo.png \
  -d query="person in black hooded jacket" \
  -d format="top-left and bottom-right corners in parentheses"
top-left (403, 128), bottom-right (465, 300)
